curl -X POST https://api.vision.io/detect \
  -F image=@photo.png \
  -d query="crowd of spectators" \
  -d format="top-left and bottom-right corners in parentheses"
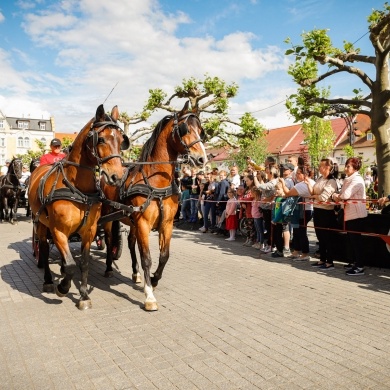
top-left (175, 154), bottom-right (383, 276)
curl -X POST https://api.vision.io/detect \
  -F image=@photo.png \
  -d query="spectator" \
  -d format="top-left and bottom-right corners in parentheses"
top-left (332, 157), bottom-right (368, 275)
top-left (364, 170), bottom-right (373, 189)
top-left (308, 158), bottom-right (339, 270)
top-left (229, 164), bottom-right (241, 190)
top-left (199, 173), bottom-right (218, 233)
top-left (254, 165), bottom-right (279, 253)
top-left (39, 138), bottom-right (66, 165)
top-left (270, 182), bottom-right (289, 258)
top-left (0, 159), bottom-right (11, 176)
top-left (240, 175), bottom-right (256, 246)
top-left (180, 183), bottom-right (191, 222)
top-left (225, 189), bottom-right (239, 241)
top-left (287, 155), bottom-right (299, 183)
top-left (251, 187), bottom-right (264, 249)
top-left (279, 165), bottom-right (315, 261)
top-left (190, 170), bottom-right (204, 223)
top-left (20, 164), bottom-right (31, 186)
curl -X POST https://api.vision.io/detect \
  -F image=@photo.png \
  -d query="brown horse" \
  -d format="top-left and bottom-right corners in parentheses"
top-left (0, 158), bottom-right (23, 224)
top-left (102, 101), bottom-right (207, 311)
top-left (28, 104), bottom-right (129, 310)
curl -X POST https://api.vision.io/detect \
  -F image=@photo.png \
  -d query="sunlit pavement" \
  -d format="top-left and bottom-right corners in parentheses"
top-left (1, 215), bottom-right (390, 389)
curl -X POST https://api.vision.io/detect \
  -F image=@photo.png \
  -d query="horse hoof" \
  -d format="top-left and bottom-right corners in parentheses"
top-left (132, 273), bottom-right (142, 283)
top-left (43, 283), bottom-right (55, 293)
top-left (104, 271), bottom-right (113, 278)
top-left (55, 285), bottom-right (68, 297)
top-left (144, 301), bottom-right (158, 311)
top-left (77, 299), bottom-right (92, 310)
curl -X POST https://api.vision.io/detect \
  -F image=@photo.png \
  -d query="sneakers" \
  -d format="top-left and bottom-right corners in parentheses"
top-left (199, 227), bottom-right (207, 233)
top-left (343, 263), bottom-right (355, 269)
top-left (346, 266), bottom-right (364, 276)
top-left (243, 240), bottom-right (254, 247)
top-left (271, 250), bottom-right (284, 258)
top-left (252, 243), bottom-right (261, 249)
top-left (260, 245), bottom-right (272, 253)
top-left (282, 248), bottom-right (291, 258)
top-left (318, 263), bottom-right (335, 270)
top-left (225, 237), bottom-right (235, 241)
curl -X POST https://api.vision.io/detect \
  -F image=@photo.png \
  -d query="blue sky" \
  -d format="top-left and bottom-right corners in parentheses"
top-left (0, 0), bottom-right (385, 133)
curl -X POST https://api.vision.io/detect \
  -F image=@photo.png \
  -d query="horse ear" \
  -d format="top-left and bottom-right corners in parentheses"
top-left (96, 104), bottom-right (105, 122)
top-left (179, 101), bottom-right (190, 116)
top-left (111, 105), bottom-right (119, 122)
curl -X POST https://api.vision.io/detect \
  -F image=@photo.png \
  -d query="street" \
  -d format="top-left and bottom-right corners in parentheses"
top-left (1, 216), bottom-right (390, 389)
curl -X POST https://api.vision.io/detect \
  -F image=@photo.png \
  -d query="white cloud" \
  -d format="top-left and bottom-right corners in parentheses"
top-left (0, 12), bottom-right (4, 23)
top-left (1, 0), bottom-right (295, 133)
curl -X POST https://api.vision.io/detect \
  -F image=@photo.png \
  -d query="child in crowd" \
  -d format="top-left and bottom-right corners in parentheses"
top-left (180, 183), bottom-right (191, 222)
top-left (251, 187), bottom-right (264, 249)
top-left (270, 183), bottom-right (290, 258)
top-left (225, 189), bottom-right (239, 241)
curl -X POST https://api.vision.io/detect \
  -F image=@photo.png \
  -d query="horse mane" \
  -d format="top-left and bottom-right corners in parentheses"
top-left (139, 116), bottom-right (173, 162)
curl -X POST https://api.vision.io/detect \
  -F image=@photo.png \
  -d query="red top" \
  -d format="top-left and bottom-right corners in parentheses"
top-left (240, 189), bottom-right (254, 219)
top-left (39, 152), bottom-right (66, 165)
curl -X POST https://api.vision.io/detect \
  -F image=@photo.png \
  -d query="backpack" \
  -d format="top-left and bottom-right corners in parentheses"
top-left (281, 196), bottom-right (300, 223)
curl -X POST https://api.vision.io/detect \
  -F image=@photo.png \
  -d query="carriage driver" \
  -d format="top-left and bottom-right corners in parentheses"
top-left (0, 159), bottom-right (11, 176)
top-left (39, 138), bottom-right (66, 165)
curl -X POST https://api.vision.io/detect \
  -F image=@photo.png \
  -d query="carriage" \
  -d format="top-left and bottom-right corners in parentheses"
top-left (28, 102), bottom-right (207, 311)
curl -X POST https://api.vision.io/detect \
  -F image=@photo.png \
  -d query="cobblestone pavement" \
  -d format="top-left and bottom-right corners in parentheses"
top-left (1, 216), bottom-right (390, 390)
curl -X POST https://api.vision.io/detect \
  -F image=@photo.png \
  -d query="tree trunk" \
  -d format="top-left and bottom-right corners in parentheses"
top-left (374, 117), bottom-right (390, 197)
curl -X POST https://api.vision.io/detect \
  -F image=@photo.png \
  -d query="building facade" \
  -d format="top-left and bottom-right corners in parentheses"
top-left (0, 110), bottom-right (55, 165)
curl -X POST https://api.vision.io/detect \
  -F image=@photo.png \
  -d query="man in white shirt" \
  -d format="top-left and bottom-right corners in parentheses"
top-left (0, 159), bottom-right (11, 176)
top-left (229, 165), bottom-right (241, 190)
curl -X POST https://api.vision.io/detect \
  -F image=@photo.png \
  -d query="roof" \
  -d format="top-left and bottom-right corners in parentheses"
top-left (6, 116), bottom-right (52, 132)
top-left (55, 132), bottom-right (78, 142)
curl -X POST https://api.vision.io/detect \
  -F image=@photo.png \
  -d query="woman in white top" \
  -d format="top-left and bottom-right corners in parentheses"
top-left (280, 165), bottom-right (315, 261)
top-left (307, 158), bottom-right (338, 270)
top-left (333, 157), bottom-right (367, 275)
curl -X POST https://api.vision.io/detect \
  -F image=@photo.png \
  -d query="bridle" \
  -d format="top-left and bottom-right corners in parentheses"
top-left (86, 117), bottom-right (130, 166)
top-left (171, 113), bottom-right (204, 158)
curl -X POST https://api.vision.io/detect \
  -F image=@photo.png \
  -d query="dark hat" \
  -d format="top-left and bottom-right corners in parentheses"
top-left (282, 163), bottom-right (295, 171)
top-left (50, 138), bottom-right (62, 146)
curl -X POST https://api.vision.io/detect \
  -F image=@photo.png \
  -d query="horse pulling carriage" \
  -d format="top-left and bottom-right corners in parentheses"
top-left (28, 102), bottom-right (207, 311)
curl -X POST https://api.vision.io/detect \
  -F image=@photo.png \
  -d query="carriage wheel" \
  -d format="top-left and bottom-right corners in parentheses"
top-left (239, 217), bottom-right (249, 237)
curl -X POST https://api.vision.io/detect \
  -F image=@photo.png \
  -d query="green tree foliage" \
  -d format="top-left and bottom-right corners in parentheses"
top-left (285, 2), bottom-right (390, 195)
top-left (121, 75), bottom-right (267, 152)
top-left (302, 117), bottom-right (335, 169)
top-left (16, 139), bottom-right (46, 165)
top-left (230, 137), bottom-right (268, 173)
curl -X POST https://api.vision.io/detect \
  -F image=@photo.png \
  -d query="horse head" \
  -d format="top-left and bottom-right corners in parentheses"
top-left (171, 101), bottom-right (207, 167)
top-left (10, 158), bottom-right (23, 181)
top-left (86, 104), bottom-right (129, 186)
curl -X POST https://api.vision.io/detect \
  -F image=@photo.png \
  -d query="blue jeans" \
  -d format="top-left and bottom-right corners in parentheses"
top-left (203, 200), bottom-right (216, 229)
top-left (190, 196), bottom-right (199, 220)
top-left (253, 217), bottom-right (265, 244)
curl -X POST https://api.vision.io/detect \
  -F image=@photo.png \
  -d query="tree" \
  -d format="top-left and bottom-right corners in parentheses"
top-left (285, 2), bottom-right (390, 195)
top-left (122, 75), bottom-right (268, 152)
top-left (301, 117), bottom-right (335, 170)
top-left (16, 139), bottom-right (46, 165)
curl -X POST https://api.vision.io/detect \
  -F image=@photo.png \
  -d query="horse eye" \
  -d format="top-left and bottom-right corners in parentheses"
top-left (97, 137), bottom-right (105, 145)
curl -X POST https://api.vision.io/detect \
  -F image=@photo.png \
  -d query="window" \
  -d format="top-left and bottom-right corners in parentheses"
top-left (0, 138), bottom-right (4, 147)
top-left (17, 121), bottom-right (29, 129)
top-left (367, 133), bottom-right (373, 141)
top-left (41, 137), bottom-right (46, 144)
top-left (336, 156), bottom-right (346, 165)
top-left (0, 120), bottom-right (4, 129)
top-left (24, 137), bottom-right (30, 147)
top-left (40, 122), bottom-right (46, 130)
top-left (18, 137), bottom-right (23, 147)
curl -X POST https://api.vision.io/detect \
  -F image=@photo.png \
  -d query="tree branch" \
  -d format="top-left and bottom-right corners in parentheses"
top-left (310, 97), bottom-right (372, 109)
